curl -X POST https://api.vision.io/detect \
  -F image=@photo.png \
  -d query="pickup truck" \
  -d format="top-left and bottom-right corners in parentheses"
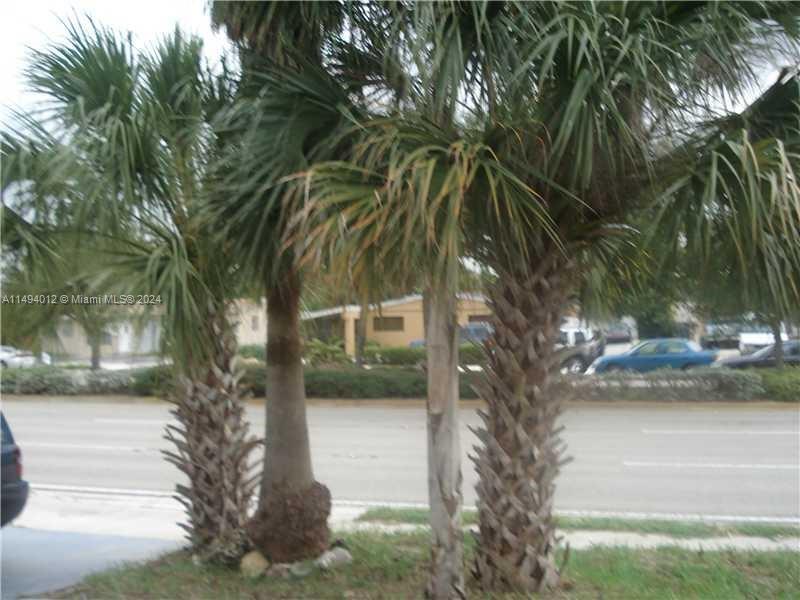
top-left (555, 327), bottom-right (606, 374)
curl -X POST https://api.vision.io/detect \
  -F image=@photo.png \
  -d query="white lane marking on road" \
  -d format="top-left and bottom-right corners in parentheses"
top-left (624, 460), bottom-right (798, 470)
top-left (93, 418), bottom-right (170, 425)
top-left (33, 483), bottom-right (175, 498)
top-left (642, 429), bottom-right (799, 436)
top-left (31, 484), bottom-right (800, 524)
top-left (26, 442), bottom-right (159, 453)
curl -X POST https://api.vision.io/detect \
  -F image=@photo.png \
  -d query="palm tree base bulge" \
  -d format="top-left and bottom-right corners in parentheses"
top-left (247, 481), bottom-right (331, 563)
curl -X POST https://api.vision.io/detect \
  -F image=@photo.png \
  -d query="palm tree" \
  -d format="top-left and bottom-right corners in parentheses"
top-left (4, 21), bottom-right (259, 564)
top-left (283, 5), bottom-right (555, 596)
top-left (463, 3), bottom-right (799, 592)
top-left (278, 1), bottom-right (799, 594)
top-left (0, 197), bottom-right (120, 369)
top-left (208, 1), bottom-right (352, 562)
top-left (662, 68), bottom-right (800, 367)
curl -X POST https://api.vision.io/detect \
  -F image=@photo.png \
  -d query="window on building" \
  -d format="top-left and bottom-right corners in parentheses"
top-left (373, 316), bottom-right (404, 331)
top-left (574, 331), bottom-right (586, 345)
top-left (251, 315), bottom-right (259, 331)
top-left (101, 331), bottom-right (112, 345)
top-left (468, 314), bottom-right (492, 323)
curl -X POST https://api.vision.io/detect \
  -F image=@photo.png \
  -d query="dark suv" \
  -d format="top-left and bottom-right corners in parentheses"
top-left (2, 413), bottom-right (29, 526)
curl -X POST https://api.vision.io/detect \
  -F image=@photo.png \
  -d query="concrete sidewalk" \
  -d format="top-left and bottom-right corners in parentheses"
top-left (17, 485), bottom-right (800, 552)
top-left (341, 521), bottom-right (800, 552)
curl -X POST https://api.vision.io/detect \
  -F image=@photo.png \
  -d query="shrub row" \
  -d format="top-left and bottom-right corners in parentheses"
top-left (240, 339), bottom-right (351, 367)
top-left (0, 365), bottom-right (173, 396)
top-left (2, 364), bottom-right (795, 401)
top-left (759, 368), bottom-right (800, 402)
top-left (553, 368), bottom-right (767, 402)
top-left (239, 363), bottom-right (479, 399)
top-left (364, 344), bottom-right (486, 366)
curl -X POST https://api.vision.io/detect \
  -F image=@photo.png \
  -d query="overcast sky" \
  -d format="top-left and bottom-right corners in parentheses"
top-left (0, 1), bottom-right (789, 127)
top-left (0, 0), bottom-right (231, 124)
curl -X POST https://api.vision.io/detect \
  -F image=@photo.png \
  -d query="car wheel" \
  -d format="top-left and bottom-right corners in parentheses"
top-left (560, 356), bottom-right (587, 375)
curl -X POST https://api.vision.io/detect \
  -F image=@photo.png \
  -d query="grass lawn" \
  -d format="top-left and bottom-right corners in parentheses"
top-left (52, 531), bottom-right (799, 599)
top-left (357, 507), bottom-right (800, 540)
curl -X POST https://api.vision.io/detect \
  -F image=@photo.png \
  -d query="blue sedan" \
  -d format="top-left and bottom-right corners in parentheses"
top-left (586, 338), bottom-right (718, 374)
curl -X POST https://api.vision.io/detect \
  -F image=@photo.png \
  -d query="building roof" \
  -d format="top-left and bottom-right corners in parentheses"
top-left (301, 292), bottom-right (487, 321)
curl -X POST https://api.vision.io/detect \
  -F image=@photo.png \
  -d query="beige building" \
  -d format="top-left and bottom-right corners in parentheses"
top-left (46, 315), bottom-right (161, 360)
top-left (302, 293), bottom-right (493, 356)
top-left (47, 299), bottom-right (267, 360)
top-left (47, 295), bottom-right (498, 361)
top-left (231, 299), bottom-right (267, 347)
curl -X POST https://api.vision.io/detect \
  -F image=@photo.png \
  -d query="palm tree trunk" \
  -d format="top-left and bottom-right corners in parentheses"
top-left (771, 319), bottom-right (784, 369)
top-left (424, 282), bottom-right (465, 600)
top-left (163, 307), bottom-right (259, 564)
top-left (249, 271), bottom-right (331, 563)
top-left (473, 256), bottom-right (574, 593)
top-left (355, 297), bottom-right (369, 367)
top-left (88, 333), bottom-right (101, 370)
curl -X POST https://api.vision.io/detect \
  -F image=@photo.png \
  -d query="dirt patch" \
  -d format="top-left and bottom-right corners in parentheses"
top-left (248, 481), bottom-right (332, 563)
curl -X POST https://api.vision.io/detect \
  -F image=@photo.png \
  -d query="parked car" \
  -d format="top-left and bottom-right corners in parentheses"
top-left (604, 321), bottom-right (634, 344)
top-left (555, 327), bottom-right (605, 374)
top-left (1, 413), bottom-right (29, 526)
top-left (411, 323), bottom-right (604, 374)
top-left (0, 346), bottom-right (37, 368)
top-left (410, 322), bottom-right (493, 348)
top-left (739, 329), bottom-right (789, 355)
top-left (459, 322), bottom-right (492, 344)
top-left (714, 340), bottom-right (800, 369)
top-left (585, 338), bottom-right (718, 374)
top-left (701, 322), bottom-right (742, 349)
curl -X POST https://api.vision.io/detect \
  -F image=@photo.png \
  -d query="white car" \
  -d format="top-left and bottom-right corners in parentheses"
top-left (739, 331), bottom-right (788, 355)
top-left (0, 346), bottom-right (38, 368)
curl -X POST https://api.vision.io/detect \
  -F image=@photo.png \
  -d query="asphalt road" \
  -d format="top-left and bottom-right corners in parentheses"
top-left (4, 398), bottom-right (798, 520)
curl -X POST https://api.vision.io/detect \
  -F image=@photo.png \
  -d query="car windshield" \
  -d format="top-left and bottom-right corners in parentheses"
top-left (686, 341), bottom-right (702, 352)
top-left (630, 341), bottom-right (659, 355)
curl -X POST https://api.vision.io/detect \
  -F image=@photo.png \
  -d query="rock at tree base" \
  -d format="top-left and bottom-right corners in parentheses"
top-left (240, 551), bottom-right (269, 578)
top-left (316, 547), bottom-right (353, 570)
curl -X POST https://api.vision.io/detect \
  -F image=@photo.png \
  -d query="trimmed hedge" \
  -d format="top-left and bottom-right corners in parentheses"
top-left (759, 368), bottom-right (800, 402)
top-left (553, 368), bottom-right (766, 402)
top-left (364, 346), bottom-right (425, 366)
top-left (240, 339), bottom-right (351, 367)
top-left (85, 370), bottom-right (136, 394)
top-left (1, 364), bottom-right (795, 402)
top-left (130, 365), bottom-right (174, 396)
top-left (239, 363), bottom-right (479, 399)
top-left (364, 344), bottom-right (487, 366)
top-left (1, 366), bottom-right (79, 395)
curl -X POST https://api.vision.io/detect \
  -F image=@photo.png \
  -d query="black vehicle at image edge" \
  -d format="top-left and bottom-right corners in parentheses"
top-left (714, 340), bottom-right (800, 369)
top-left (2, 412), bottom-right (29, 526)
